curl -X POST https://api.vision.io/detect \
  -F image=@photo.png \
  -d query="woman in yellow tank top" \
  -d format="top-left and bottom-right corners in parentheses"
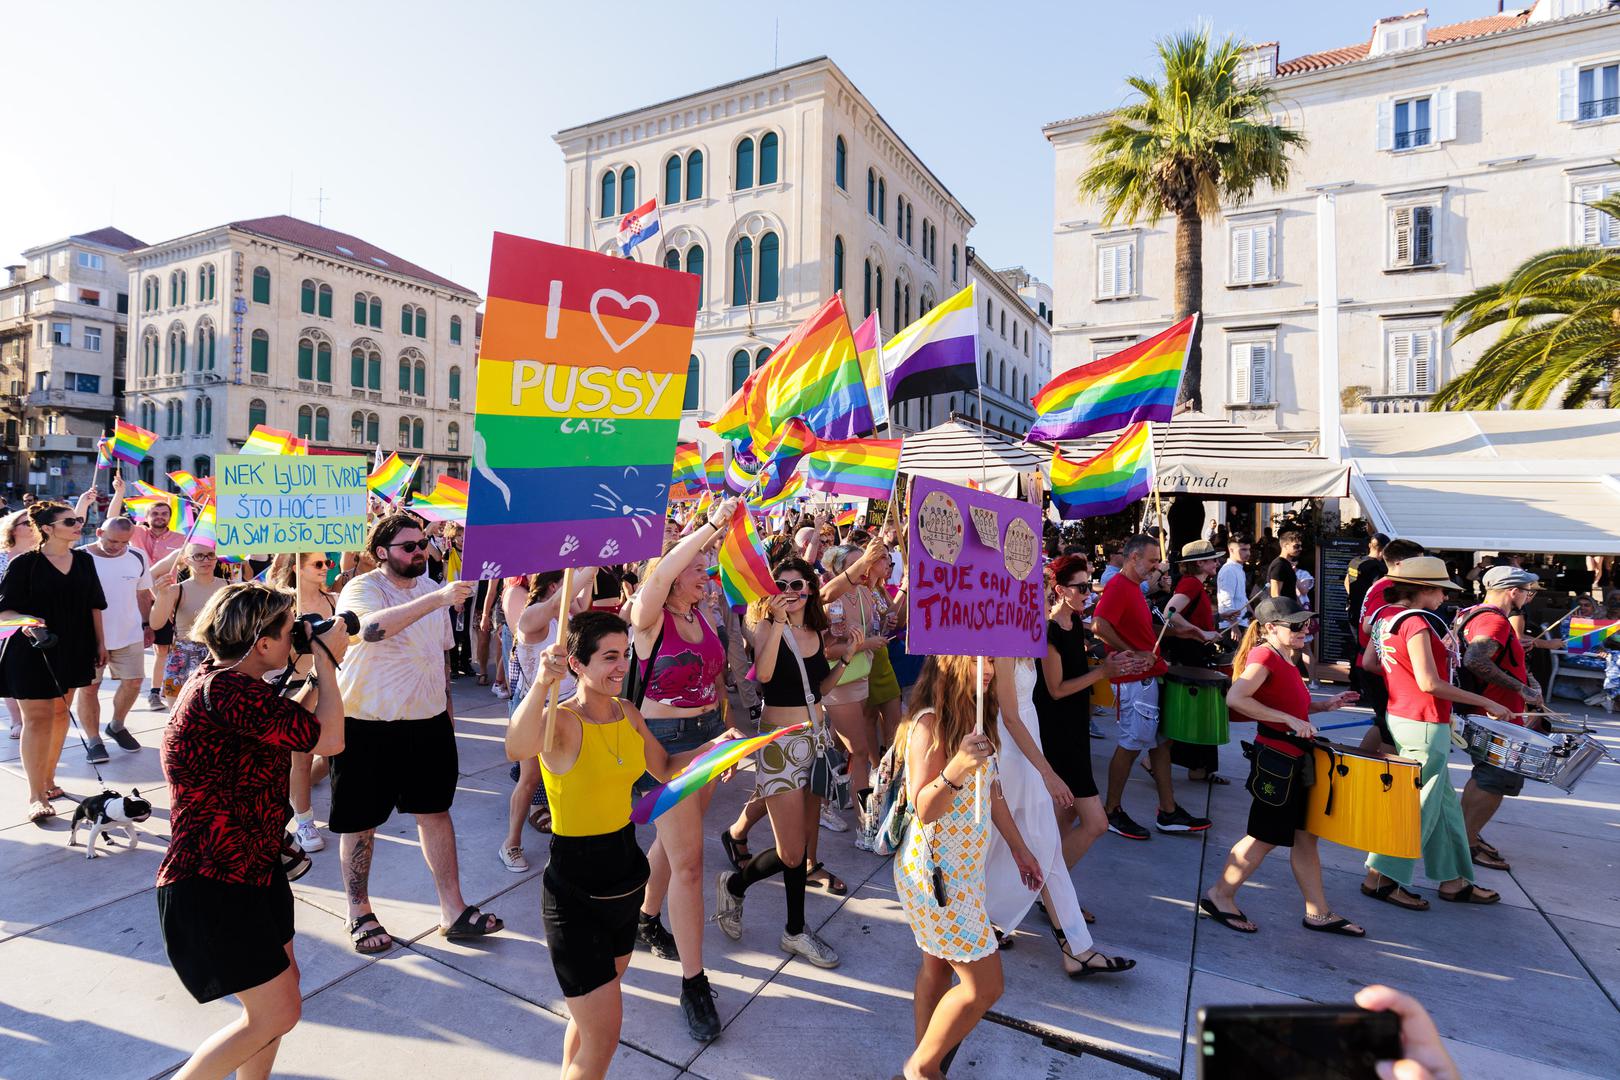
top-left (505, 610), bottom-right (724, 1080)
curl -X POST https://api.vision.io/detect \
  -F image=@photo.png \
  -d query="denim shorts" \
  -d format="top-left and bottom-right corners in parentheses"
top-left (1115, 677), bottom-right (1164, 752)
top-left (632, 707), bottom-right (724, 798)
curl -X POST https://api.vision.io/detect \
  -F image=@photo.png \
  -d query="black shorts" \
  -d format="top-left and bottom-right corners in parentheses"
top-left (157, 869), bottom-right (294, 1003)
top-left (542, 825), bottom-right (649, 998)
top-left (152, 623), bottom-right (175, 647)
top-left (328, 713), bottom-right (458, 833)
top-left (1359, 671), bottom-right (1393, 744)
top-left (1471, 759), bottom-right (1526, 797)
top-left (1245, 753), bottom-right (1309, 847)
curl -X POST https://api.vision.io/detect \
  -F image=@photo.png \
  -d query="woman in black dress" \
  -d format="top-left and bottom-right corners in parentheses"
top-left (0, 501), bottom-right (107, 822)
top-left (1034, 555), bottom-right (1145, 872)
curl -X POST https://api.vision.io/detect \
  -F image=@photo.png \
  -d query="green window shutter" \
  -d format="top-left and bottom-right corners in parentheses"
top-left (316, 411), bottom-right (329, 442)
top-left (758, 233), bottom-right (779, 303)
top-left (398, 359), bottom-right (411, 391)
top-left (318, 287), bottom-right (332, 318)
top-left (366, 414), bottom-right (378, 443)
top-left (735, 139), bottom-right (754, 190)
top-left (250, 333), bottom-right (269, 373)
top-left (354, 295), bottom-right (367, 324)
top-left (253, 269), bottom-right (270, 304)
top-left (369, 297), bottom-right (381, 328)
top-left (449, 368), bottom-right (461, 400)
top-left (759, 132), bottom-right (778, 185)
top-left (414, 364), bottom-right (425, 397)
top-left (368, 355), bottom-right (381, 390)
top-left (450, 317), bottom-right (461, 344)
top-left (297, 410), bottom-right (312, 440)
top-left (351, 351), bottom-right (365, 387)
top-left (300, 280), bottom-right (315, 314)
top-left (686, 150), bottom-right (703, 200)
top-left (249, 401), bottom-right (266, 430)
top-left (401, 306), bottom-right (412, 334)
top-left (684, 355), bottom-right (699, 410)
top-left (415, 309), bottom-right (426, 338)
top-left (298, 342), bottom-right (313, 380)
top-left (317, 344), bottom-right (332, 383)
top-left (665, 155), bottom-right (682, 204)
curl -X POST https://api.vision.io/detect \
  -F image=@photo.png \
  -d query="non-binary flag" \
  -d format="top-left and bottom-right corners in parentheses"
top-left (1029, 315), bottom-right (1196, 442)
top-left (803, 438), bottom-right (903, 501)
top-left (717, 505), bottom-right (781, 610)
top-left (724, 453), bottom-right (758, 496)
top-left (111, 418), bottom-right (159, 466)
top-left (1049, 422), bottom-right (1152, 520)
top-left (618, 199), bottom-right (661, 257)
top-left (851, 313), bottom-right (888, 427)
top-left (882, 283), bottom-right (979, 407)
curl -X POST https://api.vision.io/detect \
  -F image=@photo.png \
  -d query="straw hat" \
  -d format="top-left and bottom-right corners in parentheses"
top-left (1177, 540), bottom-right (1220, 562)
top-left (1382, 556), bottom-right (1462, 591)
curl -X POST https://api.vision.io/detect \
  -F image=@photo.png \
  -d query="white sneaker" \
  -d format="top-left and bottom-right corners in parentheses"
top-left (492, 683), bottom-right (510, 699)
top-left (714, 872), bottom-right (744, 940)
top-left (294, 820), bottom-right (325, 853)
top-left (818, 804), bottom-right (849, 833)
top-left (147, 689), bottom-right (166, 711)
top-left (498, 845), bottom-right (529, 873)
top-left (780, 929), bottom-right (840, 968)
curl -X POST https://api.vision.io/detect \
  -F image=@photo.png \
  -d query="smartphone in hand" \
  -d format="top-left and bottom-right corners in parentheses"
top-left (1196, 1004), bottom-right (1401, 1080)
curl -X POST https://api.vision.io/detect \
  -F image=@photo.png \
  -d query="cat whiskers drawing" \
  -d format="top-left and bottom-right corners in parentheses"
top-left (590, 467), bottom-right (662, 537)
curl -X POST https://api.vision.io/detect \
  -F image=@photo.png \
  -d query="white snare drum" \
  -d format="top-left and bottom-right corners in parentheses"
top-left (1460, 716), bottom-right (1611, 793)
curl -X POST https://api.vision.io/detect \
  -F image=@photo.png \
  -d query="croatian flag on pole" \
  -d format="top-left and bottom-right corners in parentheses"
top-left (618, 199), bottom-right (661, 257)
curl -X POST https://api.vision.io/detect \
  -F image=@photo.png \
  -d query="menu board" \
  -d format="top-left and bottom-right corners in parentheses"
top-left (1316, 538), bottom-right (1364, 665)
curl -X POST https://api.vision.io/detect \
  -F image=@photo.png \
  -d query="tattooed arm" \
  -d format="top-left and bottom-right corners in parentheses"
top-left (1462, 637), bottom-right (1533, 701)
top-left (357, 579), bottom-right (473, 642)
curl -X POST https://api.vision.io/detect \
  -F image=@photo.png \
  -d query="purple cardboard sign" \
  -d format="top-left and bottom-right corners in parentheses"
top-left (906, 474), bottom-right (1046, 658)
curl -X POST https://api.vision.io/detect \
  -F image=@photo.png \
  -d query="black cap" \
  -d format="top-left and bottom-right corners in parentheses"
top-left (1253, 596), bottom-right (1314, 626)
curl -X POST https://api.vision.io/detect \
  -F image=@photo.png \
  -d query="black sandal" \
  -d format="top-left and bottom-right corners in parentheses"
top-left (1360, 880), bottom-right (1430, 911)
top-left (349, 913), bottom-right (393, 954)
top-left (720, 829), bottom-right (752, 872)
top-left (1302, 914), bottom-right (1366, 937)
top-left (1198, 897), bottom-right (1257, 934)
top-left (440, 905), bottom-right (504, 939)
top-left (1438, 883), bottom-right (1500, 905)
top-left (1064, 946), bottom-right (1136, 978)
top-left (1470, 843), bottom-right (1510, 872)
top-left (804, 860), bottom-right (846, 895)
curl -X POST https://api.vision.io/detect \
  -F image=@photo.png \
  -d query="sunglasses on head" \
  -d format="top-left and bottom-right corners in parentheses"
top-left (774, 579), bottom-right (809, 593)
top-left (390, 539), bottom-right (430, 553)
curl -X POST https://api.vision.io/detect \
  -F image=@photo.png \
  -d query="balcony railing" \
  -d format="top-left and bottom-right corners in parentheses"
top-left (1393, 127), bottom-right (1431, 149)
top-left (1363, 393), bottom-right (1434, 414)
top-left (1578, 96), bottom-right (1620, 121)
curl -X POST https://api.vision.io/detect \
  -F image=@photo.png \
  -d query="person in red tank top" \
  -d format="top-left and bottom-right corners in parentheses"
top-left (1201, 597), bottom-right (1362, 936)
top-left (1354, 539), bottom-right (1427, 756)
top-left (1456, 567), bottom-right (1545, 873)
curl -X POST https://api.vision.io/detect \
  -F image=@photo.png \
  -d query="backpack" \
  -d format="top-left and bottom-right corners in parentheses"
top-left (1452, 605), bottom-right (1508, 696)
top-left (861, 717), bottom-right (917, 857)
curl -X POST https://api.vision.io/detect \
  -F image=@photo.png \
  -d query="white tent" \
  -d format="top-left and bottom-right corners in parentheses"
top-left (1039, 413), bottom-right (1349, 499)
top-left (1341, 410), bottom-right (1620, 555)
top-left (898, 419), bottom-right (1044, 498)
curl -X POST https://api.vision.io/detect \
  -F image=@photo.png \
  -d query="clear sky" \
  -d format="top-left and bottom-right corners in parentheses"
top-left (3, 0), bottom-right (1503, 297)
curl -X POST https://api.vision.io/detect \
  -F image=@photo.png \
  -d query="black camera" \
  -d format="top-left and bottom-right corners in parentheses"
top-left (290, 611), bottom-right (359, 655)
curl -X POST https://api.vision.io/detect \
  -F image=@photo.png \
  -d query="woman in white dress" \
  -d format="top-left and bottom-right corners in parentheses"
top-left (982, 656), bottom-right (1136, 977)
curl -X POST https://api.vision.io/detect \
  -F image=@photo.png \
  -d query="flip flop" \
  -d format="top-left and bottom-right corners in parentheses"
top-left (349, 913), bottom-right (393, 954)
top-left (1360, 880), bottom-right (1430, 911)
top-left (804, 860), bottom-right (846, 895)
top-left (1198, 897), bottom-right (1257, 934)
top-left (1302, 915), bottom-right (1366, 937)
top-left (43, 786), bottom-right (65, 800)
top-left (1470, 843), bottom-right (1510, 872)
top-left (440, 905), bottom-right (504, 939)
top-left (1438, 883), bottom-right (1500, 905)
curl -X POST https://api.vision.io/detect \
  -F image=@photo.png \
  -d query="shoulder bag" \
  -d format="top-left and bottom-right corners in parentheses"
top-left (782, 624), bottom-right (851, 809)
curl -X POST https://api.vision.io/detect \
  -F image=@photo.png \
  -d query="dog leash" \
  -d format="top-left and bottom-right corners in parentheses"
top-left (25, 632), bottom-right (111, 789)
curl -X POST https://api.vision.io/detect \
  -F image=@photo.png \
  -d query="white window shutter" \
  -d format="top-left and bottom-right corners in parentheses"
top-left (1390, 333), bottom-right (1411, 392)
top-left (1560, 66), bottom-right (1578, 123)
top-left (1392, 207), bottom-right (1412, 266)
top-left (1097, 245), bottom-right (1115, 298)
top-left (1377, 100), bottom-right (1394, 151)
top-left (1576, 184), bottom-right (1602, 246)
top-left (1258, 224), bottom-right (1275, 281)
top-left (1435, 87), bottom-right (1456, 142)
top-left (1413, 331), bottom-right (1434, 393)
top-left (1252, 343), bottom-right (1271, 403)
top-left (1230, 227), bottom-right (1252, 283)
top-left (1121, 242), bottom-right (1135, 295)
top-left (1230, 344), bottom-right (1253, 404)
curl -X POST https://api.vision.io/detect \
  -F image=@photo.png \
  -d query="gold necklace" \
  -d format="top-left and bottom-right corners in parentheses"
top-left (583, 702), bottom-right (623, 766)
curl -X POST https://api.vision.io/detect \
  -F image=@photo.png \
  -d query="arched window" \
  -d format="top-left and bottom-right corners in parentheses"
top-left (248, 398), bottom-right (267, 432)
top-left (411, 417), bottom-right (424, 449)
top-left (951, 245), bottom-right (959, 283)
top-left (413, 360), bottom-right (426, 397)
top-left (685, 149), bottom-right (703, 200)
top-left (297, 404), bottom-right (314, 440)
top-left (984, 351), bottom-right (993, 382)
top-left (904, 285), bottom-right (911, 325)
top-left (1000, 359), bottom-right (1008, 392)
top-left (251, 330), bottom-right (269, 374)
top-left (168, 326), bottom-right (187, 373)
top-left (664, 154), bottom-right (682, 204)
top-left (398, 356), bottom-right (411, 392)
top-left (684, 355), bottom-right (700, 411)
top-left (862, 259), bottom-right (872, 316)
top-left (875, 268), bottom-right (883, 318)
top-left (449, 315), bottom-right (462, 344)
top-left (759, 132), bottom-right (778, 185)
top-left (866, 169), bottom-right (876, 215)
top-left (619, 166), bottom-right (636, 214)
top-left (600, 170), bottom-right (616, 218)
top-left (398, 416), bottom-right (411, 447)
top-left (663, 249), bottom-right (680, 271)
top-left (892, 280), bottom-right (901, 333)
top-left (299, 338), bottom-right (315, 380)
top-left (315, 407), bottom-right (329, 443)
top-left (415, 307), bottom-right (426, 338)
top-left (986, 299), bottom-right (993, 326)
top-left (1000, 311), bottom-right (1006, 337)
top-left (906, 204), bottom-right (914, 246)
top-left (447, 422), bottom-right (460, 452)
top-left (252, 266), bottom-right (270, 304)
top-left (878, 178), bottom-right (886, 224)
top-left (368, 296), bottom-right (382, 329)
top-left (193, 455), bottom-right (209, 478)
top-left (685, 245), bottom-right (704, 298)
top-left (757, 232), bottom-right (779, 303)
top-left (354, 292), bottom-right (368, 324)
top-left (200, 264), bottom-right (216, 301)
top-left (194, 397), bottom-right (205, 435)
top-left (318, 284), bottom-right (331, 317)
top-left (350, 411), bottom-right (366, 445)
top-left (351, 348), bottom-right (366, 388)
top-left (735, 137), bottom-right (755, 190)
top-left (198, 324), bottom-right (216, 369)
top-left (835, 136), bottom-right (847, 190)
top-left (731, 236), bottom-right (754, 306)
top-left (732, 349), bottom-right (750, 392)
top-left (317, 342), bottom-right (331, 383)
top-left (448, 365), bottom-right (462, 402)
top-left (896, 197), bottom-right (905, 240)
top-left (400, 305), bottom-right (413, 334)
top-left (833, 236), bottom-right (845, 295)
top-left (368, 349), bottom-right (381, 390)
top-left (300, 279), bottom-right (316, 314)
top-left (755, 346), bottom-right (771, 369)
top-left (365, 411), bottom-right (379, 444)
top-left (950, 396), bottom-right (958, 414)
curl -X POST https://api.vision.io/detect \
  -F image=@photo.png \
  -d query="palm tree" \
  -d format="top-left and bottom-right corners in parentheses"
top-left (1432, 195), bottom-right (1620, 410)
top-left (1079, 29), bottom-right (1304, 410)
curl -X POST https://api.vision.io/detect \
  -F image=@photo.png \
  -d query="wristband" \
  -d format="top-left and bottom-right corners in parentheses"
top-left (939, 771), bottom-right (964, 792)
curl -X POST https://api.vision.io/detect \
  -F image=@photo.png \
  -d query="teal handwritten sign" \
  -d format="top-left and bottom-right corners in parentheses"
top-left (215, 454), bottom-right (368, 555)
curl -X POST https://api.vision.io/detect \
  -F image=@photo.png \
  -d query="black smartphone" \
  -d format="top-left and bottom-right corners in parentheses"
top-left (1196, 1004), bottom-right (1402, 1079)
top-left (931, 866), bottom-right (948, 907)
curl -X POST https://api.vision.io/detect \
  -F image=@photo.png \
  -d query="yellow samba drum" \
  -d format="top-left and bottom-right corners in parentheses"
top-left (1092, 675), bottom-right (1116, 710)
top-left (1305, 742), bottom-right (1422, 859)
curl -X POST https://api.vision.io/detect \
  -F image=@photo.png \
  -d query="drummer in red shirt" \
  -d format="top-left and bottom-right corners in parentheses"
top-left (1455, 566), bottom-right (1545, 873)
top-left (1092, 534), bottom-right (1211, 841)
top-left (1160, 540), bottom-right (1228, 784)
top-left (1355, 539), bottom-right (1426, 754)
top-left (1201, 597), bottom-right (1361, 936)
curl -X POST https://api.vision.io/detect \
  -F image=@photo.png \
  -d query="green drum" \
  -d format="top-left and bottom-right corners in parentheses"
top-left (1162, 665), bottom-right (1230, 745)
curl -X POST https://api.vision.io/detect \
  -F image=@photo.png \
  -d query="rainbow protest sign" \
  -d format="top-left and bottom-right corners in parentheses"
top-left (462, 234), bottom-right (701, 578)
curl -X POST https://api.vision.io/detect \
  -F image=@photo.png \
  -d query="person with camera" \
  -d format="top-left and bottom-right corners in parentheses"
top-left (330, 513), bottom-right (499, 954)
top-left (156, 581), bottom-right (347, 1080)
top-left (0, 501), bottom-right (107, 822)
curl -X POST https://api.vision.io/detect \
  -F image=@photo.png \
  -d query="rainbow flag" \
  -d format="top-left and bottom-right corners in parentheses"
top-left (0, 615), bottom-right (45, 640)
top-left (1565, 617), bottom-right (1620, 655)
top-left (125, 480), bottom-right (181, 524)
top-left (717, 505), bottom-right (780, 609)
top-left (111, 418), bottom-right (158, 466)
top-left (705, 295), bottom-right (872, 451)
top-left (367, 451), bottom-right (412, 502)
top-left (1049, 422), bottom-right (1152, 519)
top-left (762, 416), bottom-right (818, 464)
top-left (167, 470), bottom-right (215, 505)
top-left (803, 438), bottom-right (902, 500)
top-left (834, 505), bottom-right (860, 528)
top-left (1029, 314), bottom-right (1196, 441)
top-left (184, 503), bottom-right (218, 548)
top-left (411, 476), bottom-right (470, 523)
top-left (851, 313), bottom-right (888, 427)
top-left (703, 452), bottom-right (726, 492)
top-left (95, 437), bottom-right (113, 469)
top-left (883, 282), bottom-right (979, 406)
top-left (241, 424), bottom-right (306, 456)
top-left (672, 442), bottom-right (704, 490)
top-left (754, 471), bottom-right (803, 509)
top-left (631, 722), bottom-right (810, 824)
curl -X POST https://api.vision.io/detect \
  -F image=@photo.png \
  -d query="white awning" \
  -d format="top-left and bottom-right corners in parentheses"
top-left (899, 419), bottom-right (1043, 498)
top-left (1341, 410), bottom-right (1620, 555)
top-left (1038, 413), bottom-right (1350, 499)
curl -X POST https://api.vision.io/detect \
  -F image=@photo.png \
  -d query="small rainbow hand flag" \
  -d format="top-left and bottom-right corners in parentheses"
top-left (718, 504), bottom-right (780, 609)
top-left (834, 505), bottom-right (860, 528)
top-left (95, 437), bottom-right (113, 469)
top-left (1565, 617), bottom-right (1620, 655)
top-left (672, 442), bottom-right (704, 490)
top-left (753, 470), bottom-right (803, 509)
top-left (1050, 422), bottom-right (1152, 520)
top-left (367, 451), bottom-right (412, 502)
top-left (241, 424), bottom-right (305, 456)
top-left (410, 477), bottom-right (469, 523)
top-left (1030, 315), bottom-right (1195, 441)
top-left (111, 419), bottom-right (159, 466)
top-left (803, 437), bottom-right (902, 500)
top-left (703, 452), bottom-right (726, 492)
top-left (0, 615), bottom-right (45, 640)
top-left (167, 470), bottom-right (215, 505)
top-left (126, 480), bottom-right (181, 524)
top-left (631, 723), bottom-right (809, 825)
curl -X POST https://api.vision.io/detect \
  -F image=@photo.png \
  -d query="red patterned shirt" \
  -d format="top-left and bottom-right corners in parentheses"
top-left (157, 663), bottom-right (320, 888)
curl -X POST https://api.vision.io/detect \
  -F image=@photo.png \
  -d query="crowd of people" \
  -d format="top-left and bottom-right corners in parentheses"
top-left (0, 482), bottom-right (1545, 1080)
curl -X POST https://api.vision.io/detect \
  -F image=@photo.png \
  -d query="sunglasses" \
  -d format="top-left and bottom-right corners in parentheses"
top-left (51, 516), bottom-right (84, 528)
top-left (1059, 578), bottom-right (1091, 590)
top-left (308, 558), bottom-right (332, 569)
top-left (390, 539), bottom-right (430, 553)
top-left (774, 579), bottom-right (810, 593)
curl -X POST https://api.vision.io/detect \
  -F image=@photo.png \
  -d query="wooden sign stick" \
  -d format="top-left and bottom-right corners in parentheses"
top-left (541, 565), bottom-right (576, 754)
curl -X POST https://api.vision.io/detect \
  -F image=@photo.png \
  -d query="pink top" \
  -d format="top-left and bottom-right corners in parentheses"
top-left (641, 607), bottom-right (724, 710)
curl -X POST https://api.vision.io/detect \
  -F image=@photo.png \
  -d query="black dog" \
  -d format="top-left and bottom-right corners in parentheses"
top-left (69, 789), bottom-right (153, 858)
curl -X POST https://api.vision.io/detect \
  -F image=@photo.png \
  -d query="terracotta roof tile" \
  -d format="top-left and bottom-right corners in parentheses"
top-left (227, 215), bottom-right (478, 297)
top-left (71, 226), bottom-right (145, 251)
top-left (1277, 10), bottom-right (1529, 76)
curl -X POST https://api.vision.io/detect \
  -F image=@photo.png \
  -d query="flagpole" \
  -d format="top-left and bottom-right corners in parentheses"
top-left (542, 567), bottom-right (576, 754)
